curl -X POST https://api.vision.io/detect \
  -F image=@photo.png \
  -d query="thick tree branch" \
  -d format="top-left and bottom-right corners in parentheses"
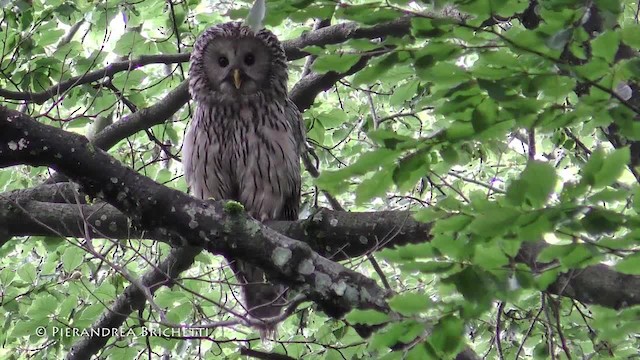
top-left (1, 185), bottom-right (427, 260)
top-left (3, 181), bottom-right (640, 312)
top-left (516, 243), bottom-right (640, 310)
top-left (0, 105), bottom-right (390, 319)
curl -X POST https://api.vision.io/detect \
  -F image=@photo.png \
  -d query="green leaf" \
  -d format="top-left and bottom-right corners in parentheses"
top-left (379, 243), bottom-right (435, 263)
top-left (166, 303), bottom-right (192, 323)
top-left (367, 130), bottom-right (417, 150)
top-left (355, 167), bottom-right (393, 204)
top-left (94, 282), bottom-right (116, 301)
top-left (442, 266), bottom-right (496, 305)
top-left (370, 320), bottom-right (425, 351)
top-left (419, 62), bottom-right (469, 85)
top-left (315, 108), bottom-right (348, 128)
top-left (537, 244), bottom-right (574, 263)
top-left (411, 17), bottom-right (452, 38)
top-left (17, 262), bottom-right (37, 283)
top-left (316, 148), bottom-right (399, 192)
top-left (111, 70), bottom-right (147, 90)
top-left (558, 245), bottom-right (598, 268)
top-left (58, 296), bottom-right (79, 319)
top-left (532, 75), bottom-right (576, 100)
top-left (622, 24), bottom-right (640, 48)
top-left (26, 294), bottom-right (58, 320)
top-left (473, 244), bottom-right (510, 270)
top-left (155, 289), bottom-right (188, 307)
top-left (389, 293), bottom-right (431, 315)
top-left (593, 0), bottom-right (622, 14)
top-left (345, 309), bottom-right (389, 325)
top-left (389, 80), bottom-right (419, 106)
top-left (546, 28), bottom-right (573, 50)
top-left (442, 121), bottom-right (475, 141)
top-left (506, 161), bottom-right (557, 208)
top-left (471, 98), bottom-right (498, 132)
top-left (306, 117), bottom-right (326, 146)
top-left (392, 152), bottom-right (429, 192)
top-left (535, 268), bottom-right (561, 291)
top-left (62, 246), bottom-right (85, 272)
top-left (9, 318), bottom-right (50, 339)
top-left (432, 214), bottom-right (473, 234)
top-left (113, 31), bottom-right (147, 56)
top-left (468, 206), bottom-right (520, 237)
top-left (352, 52), bottom-right (400, 86)
top-left (427, 315), bottom-right (464, 356)
top-left (55, 3), bottom-right (78, 17)
top-left (401, 261), bottom-right (458, 274)
top-left (581, 147), bottom-right (630, 188)
top-left (0, 267), bottom-right (15, 286)
top-left (336, 4), bottom-right (400, 25)
top-left (581, 208), bottom-right (625, 235)
top-left (588, 188), bottom-right (629, 203)
top-left (36, 29), bottom-right (65, 47)
top-left (592, 31), bottom-right (620, 63)
top-left (312, 54), bottom-right (360, 74)
top-left (537, 244), bottom-right (598, 268)
top-left (615, 253), bottom-right (640, 275)
top-left (440, 146), bottom-right (459, 164)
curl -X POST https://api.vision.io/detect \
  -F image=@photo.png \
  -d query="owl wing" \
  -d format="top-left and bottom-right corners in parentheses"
top-left (276, 99), bottom-right (306, 221)
top-left (285, 98), bottom-right (308, 158)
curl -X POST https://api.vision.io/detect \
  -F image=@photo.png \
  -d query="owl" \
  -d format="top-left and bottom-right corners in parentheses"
top-left (183, 22), bottom-right (305, 336)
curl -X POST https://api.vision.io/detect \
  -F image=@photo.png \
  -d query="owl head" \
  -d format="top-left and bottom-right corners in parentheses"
top-left (189, 22), bottom-right (288, 104)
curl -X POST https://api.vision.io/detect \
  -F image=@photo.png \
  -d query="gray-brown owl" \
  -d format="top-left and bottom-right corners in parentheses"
top-left (183, 21), bottom-right (305, 335)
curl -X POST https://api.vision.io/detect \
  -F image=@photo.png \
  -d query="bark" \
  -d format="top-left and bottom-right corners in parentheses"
top-left (3, 180), bottom-right (640, 312)
top-left (0, 105), bottom-right (390, 319)
top-left (1, 183), bottom-right (430, 259)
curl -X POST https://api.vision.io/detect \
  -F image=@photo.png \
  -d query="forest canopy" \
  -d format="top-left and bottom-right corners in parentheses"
top-left (1, 0), bottom-right (640, 359)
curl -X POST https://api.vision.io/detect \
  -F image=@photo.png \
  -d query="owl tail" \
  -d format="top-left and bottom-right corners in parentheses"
top-left (230, 259), bottom-right (287, 340)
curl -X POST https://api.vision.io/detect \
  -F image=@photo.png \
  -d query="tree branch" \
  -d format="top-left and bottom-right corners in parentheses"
top-left (0, 18), bottom-right (413, 105)
top-left (66, 246), bottom-right (202, 360)
top-left (0, 54), bottom-right (190, 104)
top-left (291, 55), bottom-right (371, 112)
top-left (3, 180), bottom-right (640, 312)
top-left (0, 105), bottom-right (390, 319)
top-left (1, 184), bottom-right (428, 260)
top-left (85, 52), bottom-right (378, 156)
top-left (91, 81), bottom-right (190, 151)
top-left (284, 17), bottom-right (411, 60)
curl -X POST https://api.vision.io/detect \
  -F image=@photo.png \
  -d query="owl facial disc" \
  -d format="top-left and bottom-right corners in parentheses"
top-left (189, 22), bottom-right (289, 104)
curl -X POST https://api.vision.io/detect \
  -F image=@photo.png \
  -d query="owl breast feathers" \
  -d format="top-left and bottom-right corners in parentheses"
top-left (182, 21), bottom-right (306, 333)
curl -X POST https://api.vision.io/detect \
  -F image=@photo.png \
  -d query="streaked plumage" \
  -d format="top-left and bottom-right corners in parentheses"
top-left (183, 22), bottom-right (305, 333)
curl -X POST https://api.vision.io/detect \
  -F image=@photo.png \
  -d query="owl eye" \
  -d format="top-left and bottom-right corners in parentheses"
top-left (244, 53), bottom-right (255, 66)
top-left (218, 56), bottom-right (229, 67)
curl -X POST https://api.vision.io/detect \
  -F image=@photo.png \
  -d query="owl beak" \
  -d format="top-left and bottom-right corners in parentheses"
top-left (233, 69), bottom-right (242, 89)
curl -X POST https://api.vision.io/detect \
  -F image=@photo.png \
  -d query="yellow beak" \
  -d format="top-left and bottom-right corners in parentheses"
top-left (233, 69), bottom-right (242, 89)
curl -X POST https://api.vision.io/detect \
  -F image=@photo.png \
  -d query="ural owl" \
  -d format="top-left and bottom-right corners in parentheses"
top-left (183, 22), bottom-right (305, 335)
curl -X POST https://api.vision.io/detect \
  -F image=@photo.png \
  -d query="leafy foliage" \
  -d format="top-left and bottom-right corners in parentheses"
top-left (1, 0), bottom-right (640, 359)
